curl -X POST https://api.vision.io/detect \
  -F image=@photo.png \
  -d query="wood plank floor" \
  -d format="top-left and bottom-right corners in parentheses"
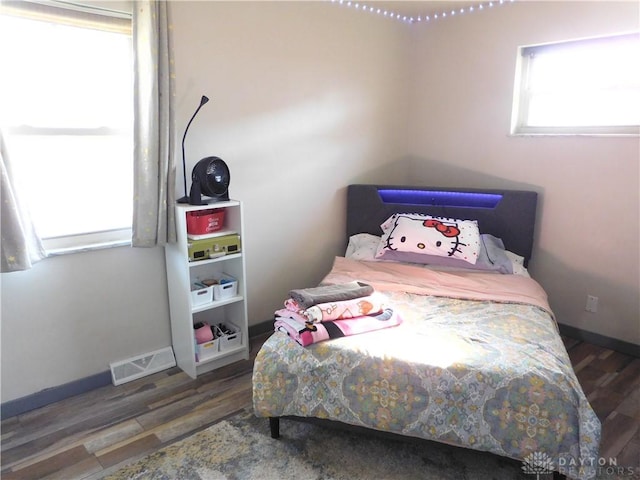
top-left (1, 334), bottom-right (638, 479)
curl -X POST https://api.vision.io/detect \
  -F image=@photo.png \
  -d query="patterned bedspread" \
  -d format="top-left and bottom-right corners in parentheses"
top-left (252, 258), bottom-right (601, 480)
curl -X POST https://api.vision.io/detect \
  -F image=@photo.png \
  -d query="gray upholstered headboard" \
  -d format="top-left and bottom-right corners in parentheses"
top-left (347, 184), bottom-right (538, 266)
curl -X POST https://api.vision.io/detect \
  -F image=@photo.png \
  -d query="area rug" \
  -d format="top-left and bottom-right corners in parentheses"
top-left (104, 408), bottom-right (527, 480)
top-left (104, 409), bottom-right (634, 480)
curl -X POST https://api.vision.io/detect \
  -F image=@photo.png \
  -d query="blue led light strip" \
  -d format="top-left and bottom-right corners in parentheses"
top-left (377, 189), bottom-right (502, 208)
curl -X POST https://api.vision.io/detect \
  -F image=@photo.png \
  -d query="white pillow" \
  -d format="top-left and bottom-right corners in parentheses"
top-left (345, 233), bottom-right (530, 276)
top-left (505, 250), bottom-right (530, 277)
top-left (345, 233), bottom-right (380, 261)
top-left (377, 213), bottom-right (481, 265)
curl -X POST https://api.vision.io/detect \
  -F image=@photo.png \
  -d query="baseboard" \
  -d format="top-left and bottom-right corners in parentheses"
top-left (8, 322), bottom-right (628, 420)
top-left (1, 323), bottom-right (275, 420)
top-left (1, 370), bottom-right (112, 420)
top-left (248, 319), bottom-right (274, 337)
top-left (558, 323), bottom-right (640, 358)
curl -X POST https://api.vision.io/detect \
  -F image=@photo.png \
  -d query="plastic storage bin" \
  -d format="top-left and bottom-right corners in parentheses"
top-left (217, 322), bottom-right (242, 352)
top-left (212, 274), bottom-right (238, 301)
top-left (194, 322), bottom-right (218, 362)
top-left (195, 338), bottom-right (218, 361)
top-left (190, 284), bottom-right (213, 306)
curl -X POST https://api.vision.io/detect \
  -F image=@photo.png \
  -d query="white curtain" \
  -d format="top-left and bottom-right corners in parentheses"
top-left (0, 130), bottom-right (47, 272)
top-left (132, 0), bottom-right (176, 247)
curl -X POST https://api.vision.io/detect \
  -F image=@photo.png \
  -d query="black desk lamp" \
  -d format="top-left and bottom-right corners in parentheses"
top-left (177, 95), bottom-right (209, 204)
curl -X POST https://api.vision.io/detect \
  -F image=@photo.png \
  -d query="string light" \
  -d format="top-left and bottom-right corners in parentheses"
top-left (330, 0), bottom-right (515, 24)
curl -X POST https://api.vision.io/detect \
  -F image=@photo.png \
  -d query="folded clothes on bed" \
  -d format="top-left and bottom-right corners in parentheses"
top-left (288, 281), bottom-right (374, 309)
top-left (274, 308), bottom-right (402, 347)
top-left (284, 292), bottom-right (387, 324)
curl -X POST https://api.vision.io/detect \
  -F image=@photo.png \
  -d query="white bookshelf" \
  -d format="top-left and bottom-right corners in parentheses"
top-left (164, 200), bottom-right (249, 378)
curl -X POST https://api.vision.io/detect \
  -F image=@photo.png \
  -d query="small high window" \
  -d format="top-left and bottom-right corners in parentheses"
top-left (511, 32), bottom-right (640, 136)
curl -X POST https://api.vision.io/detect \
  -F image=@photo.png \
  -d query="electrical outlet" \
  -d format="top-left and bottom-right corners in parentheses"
top-left (585, 295), bottom-right (598, 313)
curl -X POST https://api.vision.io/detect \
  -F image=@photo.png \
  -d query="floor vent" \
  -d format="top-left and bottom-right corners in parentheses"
top-left (109, 346), bottom-right (176, 386)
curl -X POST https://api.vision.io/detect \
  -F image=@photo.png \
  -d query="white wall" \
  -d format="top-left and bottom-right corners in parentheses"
top-left (1, 1), bottom-right (410, 403)
top-left (169, 1), bottom-right (411, 325)
top-left (1, 246), bottom-right (171, 402)
top-left (406, 1), bottom-right (640, 343)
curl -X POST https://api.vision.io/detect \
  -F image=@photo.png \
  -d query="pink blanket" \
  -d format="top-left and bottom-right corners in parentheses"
top-left (275, 308), bottom-right (402, 347)
top-left (284, 292), bottom-right (387, 324)
top-left (322, 256), bottom-right (554, 317)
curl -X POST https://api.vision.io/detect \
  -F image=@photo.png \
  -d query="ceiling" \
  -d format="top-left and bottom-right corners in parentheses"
top-left (336, 1), bottom-right (506, 22)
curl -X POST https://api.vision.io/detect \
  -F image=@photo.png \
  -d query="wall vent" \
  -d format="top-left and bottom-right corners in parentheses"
top-left (109, 346), bottom-right (176, 386)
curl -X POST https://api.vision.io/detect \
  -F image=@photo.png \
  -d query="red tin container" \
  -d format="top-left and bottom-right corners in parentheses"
top-left (186, 209), bottom-right (225, 235)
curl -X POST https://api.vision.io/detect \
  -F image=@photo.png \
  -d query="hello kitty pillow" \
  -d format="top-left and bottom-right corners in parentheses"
top-left (375, 213), bottom-right (481, 265)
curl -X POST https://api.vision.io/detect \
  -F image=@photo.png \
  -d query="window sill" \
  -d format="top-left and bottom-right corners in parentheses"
top-left (510, 126), bottom-right (640, 137)
top-left (45, 239), bottom-right (132, 257)
top-left (43, 228), bottom-right (132, 256)
top-left (509, 132), bottom-right (640, 138)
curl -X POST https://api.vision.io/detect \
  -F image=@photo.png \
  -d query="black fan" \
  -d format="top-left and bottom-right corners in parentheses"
top-left (176, 95), bottom-right (232, 205)
top-left (188, 156), bottom-right (230, 205)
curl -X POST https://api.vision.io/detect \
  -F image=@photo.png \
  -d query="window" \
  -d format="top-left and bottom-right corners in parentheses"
top-left (512, 32), bottom-right (640, 136)
top-left (0, 1), bottom-right (133, 253)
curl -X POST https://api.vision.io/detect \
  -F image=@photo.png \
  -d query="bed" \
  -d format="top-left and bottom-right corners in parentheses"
top-left (252, 184), bottom-right (601, 480)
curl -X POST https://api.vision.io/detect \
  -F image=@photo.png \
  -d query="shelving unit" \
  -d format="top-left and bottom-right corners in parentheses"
top-left (164, 200), bottom-right (249, 378)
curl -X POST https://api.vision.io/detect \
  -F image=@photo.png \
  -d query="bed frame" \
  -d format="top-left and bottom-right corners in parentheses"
top-left (266, 184), bottom-right (569, 479)
top-left (268, 183), bottom-right (538, 433)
